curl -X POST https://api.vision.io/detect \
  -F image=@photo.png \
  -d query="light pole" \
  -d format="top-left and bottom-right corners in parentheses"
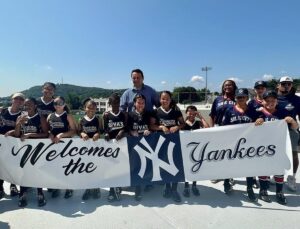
top-left (201, 66), bottom-right (212, 103)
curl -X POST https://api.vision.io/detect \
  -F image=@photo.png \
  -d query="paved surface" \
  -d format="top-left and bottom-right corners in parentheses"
top-left (1, 172), bottom-right (300, 229)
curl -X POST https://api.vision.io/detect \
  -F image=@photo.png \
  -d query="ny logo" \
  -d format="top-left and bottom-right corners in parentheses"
top-left (133, 135), bottom-right (179, 181)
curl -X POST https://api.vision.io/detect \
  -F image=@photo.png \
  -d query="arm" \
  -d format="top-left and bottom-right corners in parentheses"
top-left (196, 112), bottom-right (210, 128)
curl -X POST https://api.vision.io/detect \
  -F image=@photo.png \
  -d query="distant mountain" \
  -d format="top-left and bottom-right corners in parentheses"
top-left (1, 84), bottom-right (127, 99)
top-left (0, 84), bottom-right (127, 107)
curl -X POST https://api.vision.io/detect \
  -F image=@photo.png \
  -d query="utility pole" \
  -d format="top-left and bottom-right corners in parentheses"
top-left (201, 66), bottom-right (212, 103)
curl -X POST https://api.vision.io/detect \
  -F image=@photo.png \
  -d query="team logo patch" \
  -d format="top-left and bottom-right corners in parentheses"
top-left (127, 132), bottom-right (185, 186)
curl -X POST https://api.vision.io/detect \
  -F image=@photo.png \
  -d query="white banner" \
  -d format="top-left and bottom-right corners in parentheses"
top-left (181, 120), bottom-right (293, 181)
top-left (0, 120), bottom-right (293, 189)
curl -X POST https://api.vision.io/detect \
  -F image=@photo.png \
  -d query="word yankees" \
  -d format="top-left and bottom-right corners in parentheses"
top-left (11, 139), bottom-right (120, 175)
top-left (188, 137), bottom-right (276, 172)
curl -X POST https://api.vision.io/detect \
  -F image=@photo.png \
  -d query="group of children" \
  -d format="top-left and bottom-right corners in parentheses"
top-left (0, 79), bottom-right (299, 207)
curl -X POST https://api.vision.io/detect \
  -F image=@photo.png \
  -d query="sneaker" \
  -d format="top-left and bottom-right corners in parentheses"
top-left (64, 189), bottom-right (73, 199)
top-left (92, 188), bottom-right (101, 199)
top-left (171, 190), bottom-right (181, 203)
top-left (183, 187), bottom-right (190, 197)
top-left (37, 193), bottom-right (47, 207)
top-left (224, 183), bottom-right (233, 194)
top-left (287, 175), bottom-right (297, 192)
top-left (247, 188), bottom-right (258, 202)
top-left (0, 190), bottom-right (4, 199)
top-left (192, 185), bottom-right (200, 196)
top-left (163, 187), bottom-right (172, 198)
top-left (211, 179), bottom-right (222, 184)
top-left (18, 194), bottom-right (27, 207)
top-left (51, 189), bottom-right (60, 198)
top-left (10, 185), bottom-right (19, 197)
top-left (259, 190), bottom-right (271, 203)
top-left (107, 189), bottom-right (120, 202)
top-left (82, 189), bottom-right (91, 200)
top-left (276, 191), bottom-right (287, 205)
top-left (144, 184), bottom-right (154, 192)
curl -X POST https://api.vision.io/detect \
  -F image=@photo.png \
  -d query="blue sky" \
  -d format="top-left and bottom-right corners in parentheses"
top-left (0, 0), bottom-right (299, 97)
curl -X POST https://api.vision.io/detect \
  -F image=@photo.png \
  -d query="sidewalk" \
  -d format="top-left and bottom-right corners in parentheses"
top-left (1, 175), bottom-right (300, 229)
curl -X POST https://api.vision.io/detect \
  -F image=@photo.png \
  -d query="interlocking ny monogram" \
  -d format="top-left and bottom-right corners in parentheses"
top-left (133, 135), bottom-right (179, 181)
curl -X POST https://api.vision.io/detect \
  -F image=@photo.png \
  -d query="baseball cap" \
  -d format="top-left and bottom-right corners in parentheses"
top-left (12, 92), bottom-right (25, 100)
top-left (235, 88), bottom-right (249, 97)
top-left (279, 76), bottom-right (293, 83)
top-left (262, 91), bottom-right (277, 99)
top-left (254, 81), bottom-right (267, 88)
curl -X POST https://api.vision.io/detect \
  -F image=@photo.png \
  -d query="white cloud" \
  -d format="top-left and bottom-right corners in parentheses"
top-left (228, 77), bottom-right (243, 83)
top-left (262, 74), bottom-right (274, 81)
top-left (106, 81), bottom-right (111, 84)
top-left (161, 81), bottom-right (167, 85)
top-left (190, 75), bottom-right (204, 82)
top-left (44, 65), bottom-right (53, 70)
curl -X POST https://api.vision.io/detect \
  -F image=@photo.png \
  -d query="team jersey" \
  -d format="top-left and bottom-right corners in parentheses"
top-left (257, 108), bottom-right (290, 122)
top-left (277, 93), bottom-right (300, 120)
top-left (127, 110), bottom-right (151, 135)
top-left (183, 120), bottom-right (203, 131)
top-left (48, 111), bottom-right (69, 136)
top-left (210, 96), bottom-right (235, 126)
top-left (0, 107), bottom-right (21, 134)
top-left (37, 97), bottom-right (55, 119)
top-left (222, 105), bottom-right (257, 126)
top-left (21, 113), bottom-right (42, 134)
top-left (153, 107), bottom-right (183, 128)
top-left (248, 98), bottom-right (264, 113)
top-left (79, 115), bottom-right (101, 138)
top-left (103, 111), bottom-right (126, 139)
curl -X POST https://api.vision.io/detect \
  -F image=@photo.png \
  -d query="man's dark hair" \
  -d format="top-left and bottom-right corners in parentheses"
top-left (131, 69), bottom-right (144, 79)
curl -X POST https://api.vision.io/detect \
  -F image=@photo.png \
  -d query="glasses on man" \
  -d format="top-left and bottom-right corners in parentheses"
top-left (280, 82), bottom-right (292, 87)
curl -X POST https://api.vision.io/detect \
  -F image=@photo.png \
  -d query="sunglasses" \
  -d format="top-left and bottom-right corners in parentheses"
top-left (54, 101), bottom-right (65, 106)
top-left (280, 82), bottom-right (292, 86)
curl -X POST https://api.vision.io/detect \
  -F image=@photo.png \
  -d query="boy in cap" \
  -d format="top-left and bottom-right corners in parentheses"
top-left (255, 91), bottom-right (298, 204)
top-left (277, 76), bottom-right (300, 191)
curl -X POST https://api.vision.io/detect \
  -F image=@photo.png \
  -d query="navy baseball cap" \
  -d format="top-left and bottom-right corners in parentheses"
top-left (235, 88), bottom-right (249, 97)
top-left (262, 91), bottom-right (277, 99)
top-left (254, 81), bottom-right (267, 89)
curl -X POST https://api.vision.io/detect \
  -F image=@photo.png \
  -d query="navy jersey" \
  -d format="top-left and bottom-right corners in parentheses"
top-left (21, 113), bottom-right (42, 134)
top-left (277, 93), bottom-right (300, 120)
top-left (222, 106), bottom-right (257, 126)
top-left (153, 107), bottom-right (183, 128)
top-left (37, 97), bottom-right (55, 119)
top-left (48, 112), bottom-right (69, 136)
top-left (248, 98), bottom-right (264, 113)
top-left (79, 115), bottom-right (101, 138)
top-left (0, 107), bottom-right (21, 134)
top-left (210, 96), bottom-right (235, 126)
top-left (184, 120), bottom-right (203, 131)
top-left (127, 111), bottom-right (151, 135)
top-left (258, 108), bottom-right (289, 122)
top-left (103, 111), bottom-right (126, 139)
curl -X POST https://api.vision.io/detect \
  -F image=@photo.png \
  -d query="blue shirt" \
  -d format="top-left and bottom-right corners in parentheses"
top-left (277, 93), bottom-right (300, 120)
top-left (222, 106), bottom-right (257, 126)
top-left (210, 96), bottom-right (235, 125)
top-left (120, 84), bottom-right (159, 112)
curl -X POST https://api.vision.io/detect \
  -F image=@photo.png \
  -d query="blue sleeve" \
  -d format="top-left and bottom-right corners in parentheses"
top-left (120, 90), bottom-right (128, 112)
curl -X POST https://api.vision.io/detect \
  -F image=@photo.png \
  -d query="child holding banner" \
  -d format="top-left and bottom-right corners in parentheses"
top-left (15, 97), bottom-right (49, 207)
top-left (78, 99), bottom-right (102, 200)
top-left (222, 88), bottom-right (258, 202)
top-left (183, 105), bottom-right (209, 197)
top-left (127, 94), bottom-right (152, 201)
top-left (47, 96), bottom-right (77, 199)
top-left (255, 91), bottom-right (298, 205)
top-left (150, 91), bottom-right (185, 203)
top-left (0, 92), bottom-right (25, 199)
top-left (103, 93), bottom-right (126, 202)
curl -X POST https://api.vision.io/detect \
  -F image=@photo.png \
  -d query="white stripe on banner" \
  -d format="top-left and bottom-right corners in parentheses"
top-left (0, 120), bottom-right (293, 189)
